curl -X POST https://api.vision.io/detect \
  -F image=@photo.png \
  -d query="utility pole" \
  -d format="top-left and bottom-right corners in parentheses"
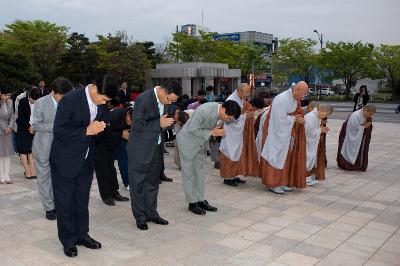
top-left (313, 29), bottom-right (324, 96)
top-left (202, 10), bottom-right (204, 26)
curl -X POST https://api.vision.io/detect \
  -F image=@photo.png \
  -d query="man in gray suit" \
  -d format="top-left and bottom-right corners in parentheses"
top-left (177, 101), bottom-right (241, 215)
top-left (32, 77), bottom-right (73, 220)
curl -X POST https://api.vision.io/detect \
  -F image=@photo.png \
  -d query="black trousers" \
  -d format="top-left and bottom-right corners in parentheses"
top-left (95, 144), bottom-right (119, 200)
top-left (52, 158), bottom-right (93, 247)
top-left (128, 144), bottom-right (163, 222)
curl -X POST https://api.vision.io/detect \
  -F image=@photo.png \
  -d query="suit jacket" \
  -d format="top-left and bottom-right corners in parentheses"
top-left (126, 89), bottom-right (161, 165)
top-left (32, 94), bottom-right (57, 160)
top-left (49, 88), bottom-right (106, 177)
top-left (39, 88), bottom-right (52, 98)
top-left (177, 102), bottom-right (220, 159)
top-left (0, 99), bottom-right (14, 136)
top-left (16, 97), bottom-right (31, 134)
top-left (96, 108), bottom-right (130, 149)
top-left (118, 89), bottom-right (131, 104)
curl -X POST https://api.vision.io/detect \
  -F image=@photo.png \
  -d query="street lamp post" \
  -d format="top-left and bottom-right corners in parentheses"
top-left (313, 30), bottom-right (324, 97)
top-left (313, 29), bottom-right (323, 50)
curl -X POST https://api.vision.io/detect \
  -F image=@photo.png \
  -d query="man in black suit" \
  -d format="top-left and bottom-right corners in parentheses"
top-left (38, 80), bottom-right (51, 97)
top-left (95, 107), bottom-right (132, 206)
top-left (127, 80), bottom-right (182, 230)
top-left (118, 81), bottom-right (131, 104)
top-left (50, 74), bottom-right (119, 258)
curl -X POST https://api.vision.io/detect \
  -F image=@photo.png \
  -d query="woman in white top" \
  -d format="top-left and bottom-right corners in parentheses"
top-left (0, 85), bottom-right (15, 184)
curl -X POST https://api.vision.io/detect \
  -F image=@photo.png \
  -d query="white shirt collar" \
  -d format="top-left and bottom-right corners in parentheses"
top-left (154, 86), bottom-right (161, 105)
top-left (51, 93), bottom-right (58, 108)
top-left (85, 85), bottom-right (96, 107)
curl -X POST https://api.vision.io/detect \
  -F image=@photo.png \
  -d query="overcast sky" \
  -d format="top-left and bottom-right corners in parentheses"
top-left (1, 0), bottom-right (399, 45)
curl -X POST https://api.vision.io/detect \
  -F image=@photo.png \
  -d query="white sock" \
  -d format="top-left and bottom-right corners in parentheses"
top-left (0, 157), bottom-right (5, 182)
top-left (3, 157), bottom-right (10, 181)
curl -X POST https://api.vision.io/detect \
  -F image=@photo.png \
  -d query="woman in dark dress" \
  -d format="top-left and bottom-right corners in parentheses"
top-left (353, 85), bottom-right (369, 111)
top-left (16, 87), bottom-right (40, 179)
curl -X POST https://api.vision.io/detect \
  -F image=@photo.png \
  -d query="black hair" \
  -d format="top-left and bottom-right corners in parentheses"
top-left (0, 84), bottom-right (12, 95)
top-left (94, 74), bottom-right (119, 98)
top-left (250, 97), bottom-right (265, 109)
top-left (206, 85), bottom-right (214, 92)
top-left (222, 100), bottom-right (241, 120)
top-left (178, 111), bottom-right (190, 125)
top-left (199, 98), bottom-right (208, 104)
top-left (28, 87), bottom-right (41, 100)
top-left (122, 102), bottom-right (133, 108)
top-left (359, 85), bottom-right (369, 94)
top-left (160, 80), bottom-right (182, 96)
top-left (197, 89), bottom-right (206, 96)
top-left (51, 77), bottom-right (73, 95)
top-left (126, 107), bottom-right (133, 119)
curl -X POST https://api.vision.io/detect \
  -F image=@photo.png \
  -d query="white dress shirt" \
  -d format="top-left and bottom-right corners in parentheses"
top-left (85, 85), bottom-right (98, 158)
top-left (154, 87), bottom-right (164, 145)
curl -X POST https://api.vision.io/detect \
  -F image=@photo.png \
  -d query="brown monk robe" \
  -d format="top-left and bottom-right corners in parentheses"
top-left (337, 105), bottom-right (375, 171)
top-left (315, 118), bottom-right (328, 180)
top-left (259, 82), bottom-right (308, 194)
top-left (286, 104), bottom-right (307, 189)
top-left (220, 100), bottom-right (260, 179)
top-left (259, 105), bottom-right (288, 188)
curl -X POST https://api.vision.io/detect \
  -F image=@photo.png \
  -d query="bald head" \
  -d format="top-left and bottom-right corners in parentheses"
top-left (237, 83), bottom-right (251, 100)
top-left (318, 104), bottom-right (333, 119)
top-left (363, 104), bottom-right (376, 119)
top-left (292, 81), bottom-right (309, 100)
top-left (307, 101), bottom-right (318, 112)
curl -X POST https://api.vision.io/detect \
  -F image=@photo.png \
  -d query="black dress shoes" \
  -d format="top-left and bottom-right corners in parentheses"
top-left (234, 178), bottom-right (247, 184)
top-left (103, 198), bottom-right (115, 206)
top-left (149, 216), bottom-right (169, 225)
top-left (63, 245), bottom-right (78, 257)
top-left (45, 209), bottom-right (57, 220)
top-left (160, 175), bottom-right (173, 182)
top-left (76, 235), bottom-right (102, 249)
top-left (136, 221), bottom-right (148, 230)
top-left (188, 203), bottom-right (206, 215)
top-left (214, 162), bottom-right (220, 169)
top-left (113, 193), bottom-right (129, 201)
top-left (198, 200), bottom-right (218, 212)
top-left (223, 179), bottom-right (238, 187)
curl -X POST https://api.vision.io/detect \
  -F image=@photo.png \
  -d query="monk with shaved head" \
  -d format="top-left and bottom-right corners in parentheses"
top-left (259, 81), bottom-right (308, 194)
top-left (337, 104), bottom-right (376, 171)
top-left (219, 83), bottom-right (263, 187)
top-left (304, 104), bottom-right (333, 186)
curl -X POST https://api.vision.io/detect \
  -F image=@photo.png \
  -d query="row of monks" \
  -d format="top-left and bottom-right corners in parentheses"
top-left (218, 81), bottom-right (376, 194)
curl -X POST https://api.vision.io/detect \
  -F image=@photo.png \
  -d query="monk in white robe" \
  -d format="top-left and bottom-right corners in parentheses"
top-left (219, 83), bottom-right (259, 187)
top-left (259, 81), bottom-right (308, 194)
top-left (337, 105), bottom-right (375, 171)
top-left (304, 104), bottom-right (332, 186)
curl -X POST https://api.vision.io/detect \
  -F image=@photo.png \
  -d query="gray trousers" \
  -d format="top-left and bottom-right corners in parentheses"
top-left (180, 149), bottom-right (205, 203)
top-left (35, 157), bottom-right (54, 211)
top-left (128, 145), bottom-right (162, 223)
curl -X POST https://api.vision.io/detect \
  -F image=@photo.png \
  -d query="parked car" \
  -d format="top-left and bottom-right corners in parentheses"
top-left (320, 88), bottom-right (335, 96)
top-left (308, 88), bottom-right (317, 96)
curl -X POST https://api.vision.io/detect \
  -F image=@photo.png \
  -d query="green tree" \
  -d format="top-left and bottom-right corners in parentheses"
top-left (373, 44), bottom-right (400, 97)
top-left (319, 41), bottom-right (374, 94)
top-left (272, 38), bottom-right (318, 84)
top-left (0, 51), bottom-right (33, 88)
top-left (91, 31), bottom-right (151, 88)
top-left (57, 32), bottom-right (98, 84)
top-left (1, 20), bottom-right (68, 81)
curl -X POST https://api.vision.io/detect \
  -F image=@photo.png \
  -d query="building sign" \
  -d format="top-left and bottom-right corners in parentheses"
top-left (214, 33), bottom-right (240, 42)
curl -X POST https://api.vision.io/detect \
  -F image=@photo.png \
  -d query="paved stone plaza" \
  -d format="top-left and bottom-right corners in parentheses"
top-left (0, 118), bottom-right (400, 266)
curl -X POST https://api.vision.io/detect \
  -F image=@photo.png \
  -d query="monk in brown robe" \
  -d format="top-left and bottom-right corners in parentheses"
top-left (337, 105), bottom-right (375, 171)
top-left (315, 117), bottom-right (328, 180)
top-left (259, 82), bottom-right (308, 194)
top-left (219, 93), bottom-right (264, 186)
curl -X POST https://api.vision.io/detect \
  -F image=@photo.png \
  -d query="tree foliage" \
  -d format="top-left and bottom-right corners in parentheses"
top-left (318, 41), bottom-right (374, 92)
top-left (272, 38), bottom-right (318, 84)
top-left (373, 44), bottom-right (400, 96)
